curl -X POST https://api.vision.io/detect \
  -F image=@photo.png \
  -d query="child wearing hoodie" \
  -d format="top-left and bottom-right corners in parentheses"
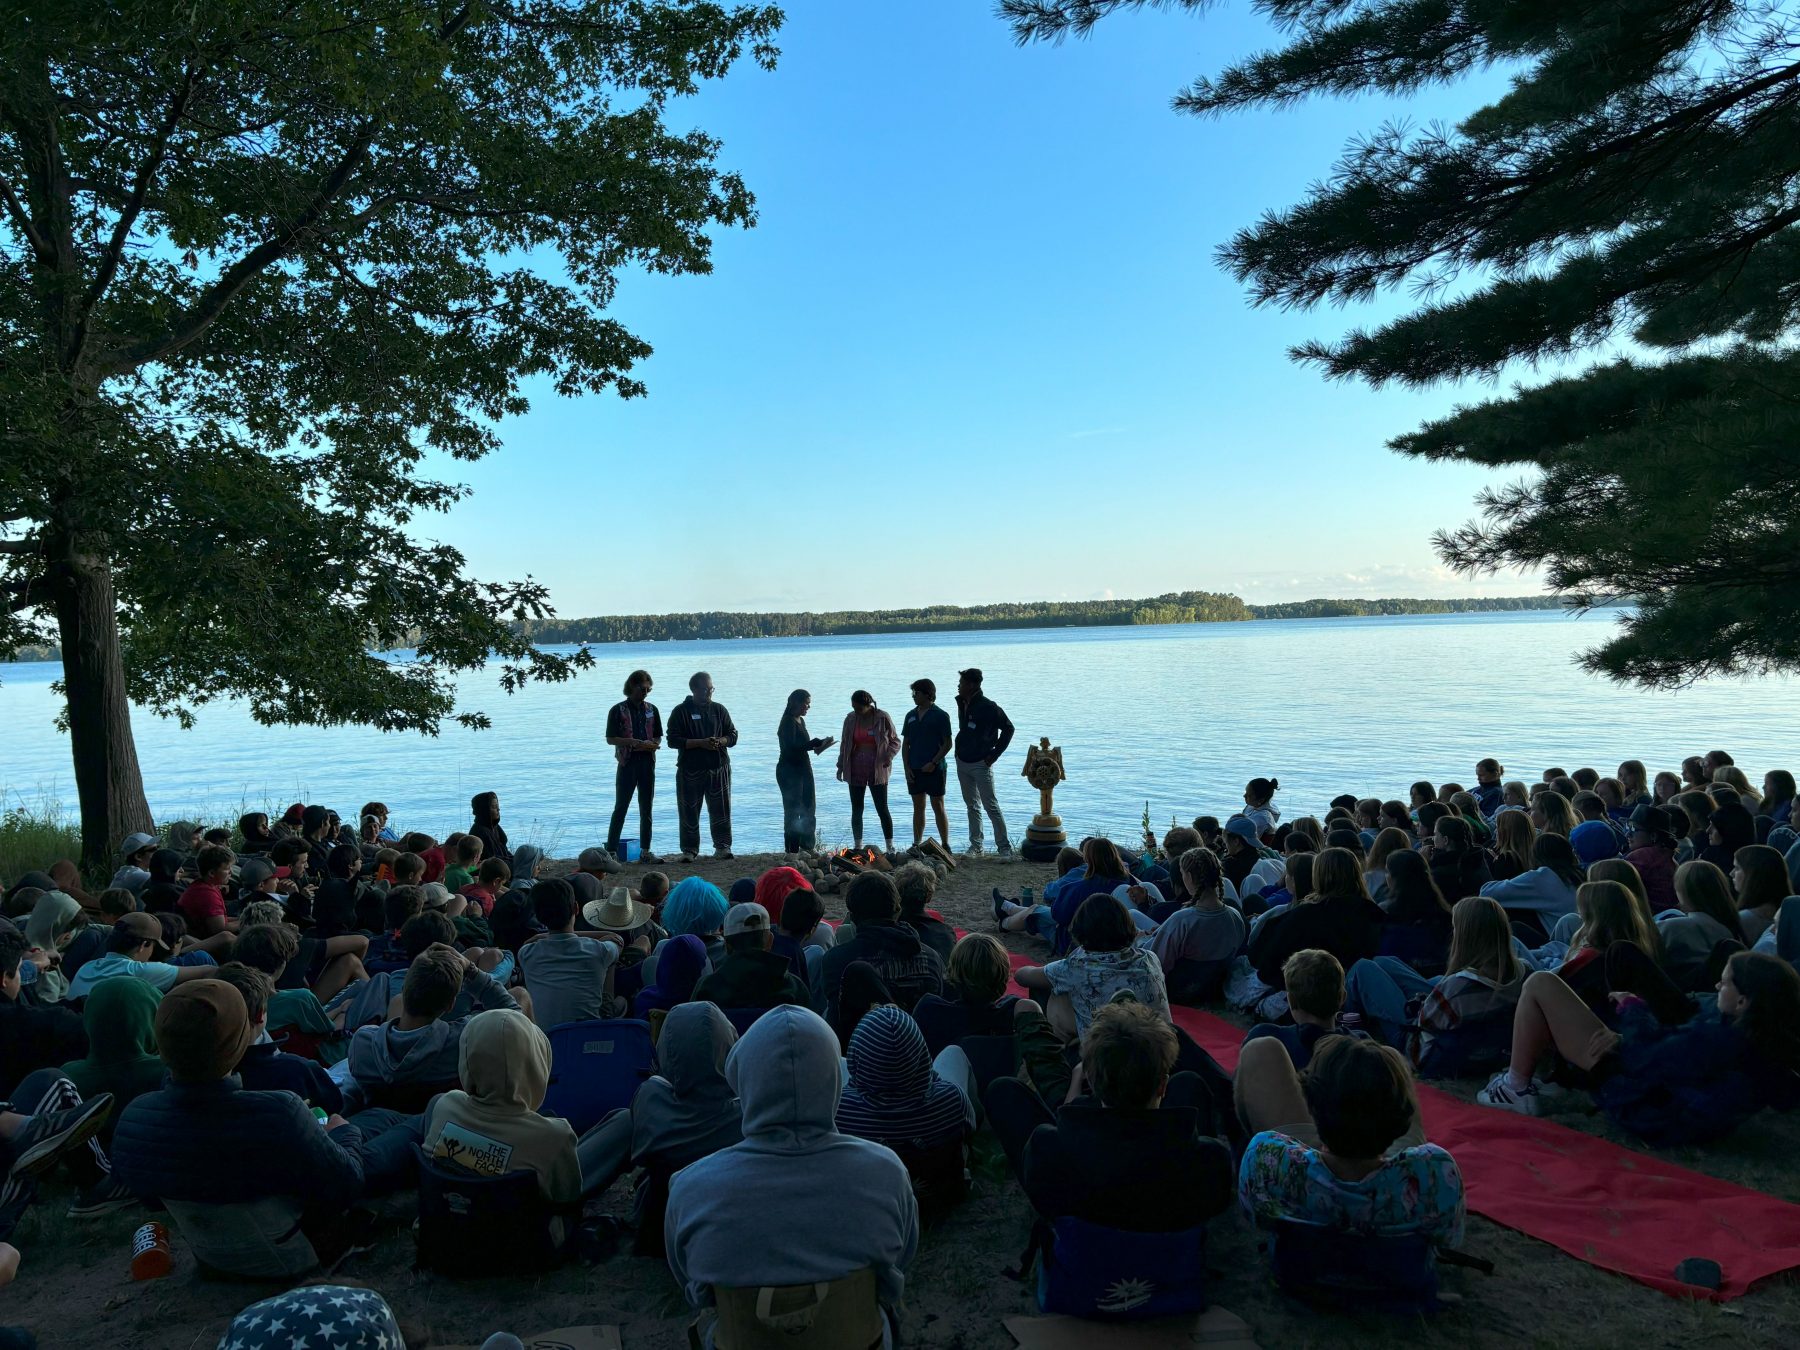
top-left (665, 1005), bottom-right (917, 1349)
top-left (345, 945), bottom-right (520, 1113)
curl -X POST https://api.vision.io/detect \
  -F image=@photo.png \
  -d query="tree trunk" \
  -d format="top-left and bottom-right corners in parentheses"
top-left (50, 540), bottom-right (153, 868)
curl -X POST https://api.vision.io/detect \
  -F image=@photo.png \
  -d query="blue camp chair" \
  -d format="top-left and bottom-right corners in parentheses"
top-left (1268, 1219), bottom-right (1439, 1313)
top-left (413, 1146), bottom-right (571, 1277)
top-left (542, 1018), bottom-right (654, 1133)
top-left (1035, 1215), bottom-right (1207, 1319)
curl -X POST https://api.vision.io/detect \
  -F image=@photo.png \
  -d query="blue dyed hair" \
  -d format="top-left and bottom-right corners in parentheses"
top-left (662, 876), bottom-right (729, 938)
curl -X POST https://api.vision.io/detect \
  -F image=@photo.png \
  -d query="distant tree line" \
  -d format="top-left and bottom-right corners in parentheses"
top-left (4, 593), bottom-right (1577, 662)
top-left (519, 591), bottom-right (1569, 645)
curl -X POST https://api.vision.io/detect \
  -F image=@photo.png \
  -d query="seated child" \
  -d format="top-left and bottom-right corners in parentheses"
top-left (441, 835), bottom-right (483, 894)
top-left (912, 933), bottom-right (1025, 1055)
top-left (1015, 894), bottom-right (1170, 1039)
top-left (210, 961), bottom-right (343, 1113)
top-left (1345, 896), bottom-right (1524, 1074)
top-left (692, 903), bottom-right (809, 1012)
top-left (345, 945), bottom-right (521, 1112)
top-left (237, 900), bottom-right (367, 1003)
top-left (176, 846), bottom-right (238, 939)
top-left (1476, 950), bottom-right (1800, 1144)
top-left (985, 1000), bottom-right (1232, 1233)
top-left (1243, 949), bottom-right (1367, 1071)
top-left (770, 885), bottom-right (830, 995)
top-left (420, 1007), bottom-right (634, 1238)
top-left (459, 859), bottom-right (510, 919)
top-left (1238, 1036), bottom-right (1463, 1247)
top-left (1149, 847), bottom-right (1246, 1003)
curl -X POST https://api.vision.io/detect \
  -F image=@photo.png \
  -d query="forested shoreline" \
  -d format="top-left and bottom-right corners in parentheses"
top-left (3, 594), bottom-right (1574, 663)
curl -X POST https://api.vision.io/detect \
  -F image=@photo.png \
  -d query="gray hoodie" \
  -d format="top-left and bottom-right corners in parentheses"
top-left (631, 1002), bottom-right (743, 1168)
top-left (664, 1005), bottom-right (918, 1309)
top-left (346, 966), bottom-right (517, 1090)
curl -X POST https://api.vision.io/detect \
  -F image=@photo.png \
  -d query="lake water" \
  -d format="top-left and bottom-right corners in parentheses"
top-left (3, 611), bottom-right (1797, 855)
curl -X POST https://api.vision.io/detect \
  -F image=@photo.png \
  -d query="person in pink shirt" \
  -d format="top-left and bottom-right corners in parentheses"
top-left (176, 846), bottom-right (238, 938)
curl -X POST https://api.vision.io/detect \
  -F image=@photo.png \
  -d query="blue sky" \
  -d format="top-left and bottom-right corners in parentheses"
top-left (433, 0), bottom-right (1538, 615)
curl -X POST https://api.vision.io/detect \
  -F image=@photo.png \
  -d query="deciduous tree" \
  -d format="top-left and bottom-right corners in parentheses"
top-left (1, 1), bottom-right (780, 861)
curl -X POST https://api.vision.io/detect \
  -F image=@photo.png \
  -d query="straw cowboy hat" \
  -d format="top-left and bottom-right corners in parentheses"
top-left (583, 885), bottom-right (652, 932)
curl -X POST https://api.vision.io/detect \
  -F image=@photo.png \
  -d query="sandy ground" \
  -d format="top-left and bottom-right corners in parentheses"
top-left (9, 850), bottom-right (1800, 1348)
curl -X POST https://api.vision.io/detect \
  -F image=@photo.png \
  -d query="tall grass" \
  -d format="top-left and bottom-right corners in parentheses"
top-left (0, 796), bottom-right (83, 886)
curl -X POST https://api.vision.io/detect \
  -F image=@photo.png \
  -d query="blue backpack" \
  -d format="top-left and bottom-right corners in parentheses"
top-left (1034, 1216), bottom-right (1206, 1320)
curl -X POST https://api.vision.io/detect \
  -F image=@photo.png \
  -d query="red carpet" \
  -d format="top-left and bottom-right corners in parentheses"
top-left (998, 948), bottom-right (1800, 1300)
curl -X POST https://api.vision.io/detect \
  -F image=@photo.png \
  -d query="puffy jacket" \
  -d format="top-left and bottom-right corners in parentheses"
top-left (112, 1076), bottom-right (364, 1209)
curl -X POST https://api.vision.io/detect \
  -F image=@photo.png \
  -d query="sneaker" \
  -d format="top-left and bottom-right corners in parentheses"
top-left (640, 852), bottom-right (663, 865)
top-left (713, 849), bottom-right (735, 861)
top-left (68, 1172), bottom-right (137, 1220)
top-left (965, 843), bottom-right (986, 858)
top-left (991, 887), bottom-right (1011, 926)
top-left (995, 847), bottom-right (1017, 864)
top-left (1475, 1071), bottom-right (1545, 1116)
top-left (677, 852), bottom-right (697, 864)
top-left (8, 1094), bottom-right (113, 1180)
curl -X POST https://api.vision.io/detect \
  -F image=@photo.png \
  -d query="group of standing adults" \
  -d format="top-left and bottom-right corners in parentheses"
top-left (602, 667), bottom-right (1018, 863)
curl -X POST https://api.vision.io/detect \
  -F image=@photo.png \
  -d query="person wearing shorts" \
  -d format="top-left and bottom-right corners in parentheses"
top-left (902, 679), bottom-right (954, 849)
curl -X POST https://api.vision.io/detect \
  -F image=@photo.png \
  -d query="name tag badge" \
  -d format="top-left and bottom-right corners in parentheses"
top-left (691, 714), bottom-right (701, 720)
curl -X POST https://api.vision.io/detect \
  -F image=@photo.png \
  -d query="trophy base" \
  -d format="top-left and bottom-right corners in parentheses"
top-left (1021, 813), bottom-right (1067, 863)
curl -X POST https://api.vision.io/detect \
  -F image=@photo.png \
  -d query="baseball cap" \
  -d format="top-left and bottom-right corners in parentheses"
top-left (237, 858), bottom-right (277, 889)
top-left (156, 979), bottom-right (256, 1081)
top-left (724, 901), bottom-right (770, 937)
top-left (116, 911), bottom-right (170, 953)
top-left (119, 832), bottom-right (158, 860)
top-left (577, 847), bottom-right (621, 874)
top-left (420, 882), bottom-right (451, 910)
top-left (1223, 815), bottom-right (1260, 844)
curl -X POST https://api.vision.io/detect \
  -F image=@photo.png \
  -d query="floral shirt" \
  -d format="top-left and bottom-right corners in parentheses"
top-left (1238, 1131), bottom-right (1465, 1247)
top-left (1042, 946), bottom-right (1170, 1034)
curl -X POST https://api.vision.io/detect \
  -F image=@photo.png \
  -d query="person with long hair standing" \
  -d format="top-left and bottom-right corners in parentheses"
top-left (775, 690), bottom-right (836, 853)
top-left (837, 691), bottom-right (902, 853)
top-left (604, 669), bottom-right (663, 864)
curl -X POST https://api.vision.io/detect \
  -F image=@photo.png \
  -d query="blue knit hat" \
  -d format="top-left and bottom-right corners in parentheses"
top-left (1570, 819), bottom-right (1621, 867)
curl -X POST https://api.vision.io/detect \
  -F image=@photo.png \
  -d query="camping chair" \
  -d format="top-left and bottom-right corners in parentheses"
top-left (1267, 1219), bottom-right (1439, 1313)
top-left (412, 1146), bottom-right (573, 1277)
top-left (697, 1267), bottom-right (884, 1350)
top-left (542, 1018), bottom-right (655, 1133)
top-left (1026, 1215), bottom-right (1207, 1320)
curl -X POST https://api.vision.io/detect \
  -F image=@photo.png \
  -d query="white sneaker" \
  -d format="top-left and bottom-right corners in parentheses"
top-left (677, 852), bottom-right (697, 864)
top-left (965, 843), bottom-right (986, 858)
top-left (713, 849), bottom-right (734, 861)
top-left (1476, 1071), bottom-right (1546, 1116)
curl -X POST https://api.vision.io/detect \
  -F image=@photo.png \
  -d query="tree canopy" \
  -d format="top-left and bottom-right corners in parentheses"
top-left (1, 0), bottom-right (780, 860)
top-left (1005, 0), bottom-right (1800, 687)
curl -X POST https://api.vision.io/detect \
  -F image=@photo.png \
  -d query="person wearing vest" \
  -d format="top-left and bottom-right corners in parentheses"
top-left (605, 669), bottom-right (663, 863)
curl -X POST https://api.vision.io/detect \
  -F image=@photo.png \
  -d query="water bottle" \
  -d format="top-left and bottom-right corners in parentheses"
top-left (1020, 885), bottom-right (1033, 905)
top-left (130, 1222), bottom-right (172, 1281)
